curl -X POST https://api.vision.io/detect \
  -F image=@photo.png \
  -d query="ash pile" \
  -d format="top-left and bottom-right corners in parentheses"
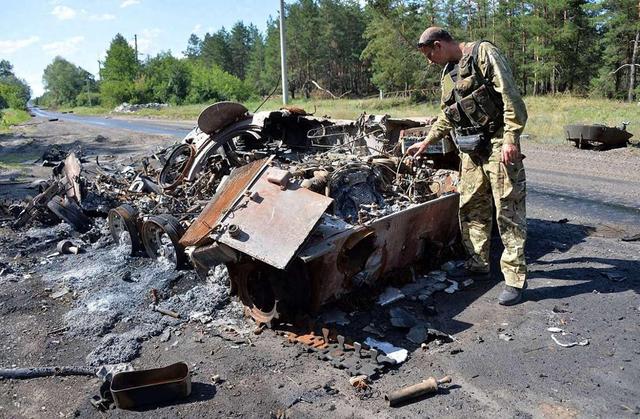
top-left (8, 102), bottom-right (462, 330)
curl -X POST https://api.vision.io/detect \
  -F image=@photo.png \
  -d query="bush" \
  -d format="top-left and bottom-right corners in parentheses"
top-left (186, 62), bottom-right (253, 104)
top-left (0, 77), bottom-right (30, 110)
top-left (100, 79), bottom-right (134, 107)
top-left (75, 91), bottom-right (101, 107)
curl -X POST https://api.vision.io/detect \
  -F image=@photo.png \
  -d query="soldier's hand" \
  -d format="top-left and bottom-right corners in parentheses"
top-left (501, 143), bottom-right (520, 165)
top-left (407, 140), bottom-right (429, 157)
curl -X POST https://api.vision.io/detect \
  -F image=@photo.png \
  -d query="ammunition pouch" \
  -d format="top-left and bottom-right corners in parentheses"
top-left (459, 84), bottom-right (503, 133)
top-left (455, 131), bottom-right (489, 154)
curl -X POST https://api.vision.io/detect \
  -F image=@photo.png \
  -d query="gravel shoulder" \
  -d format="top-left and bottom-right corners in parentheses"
top-left (0, 117), bottom-right (638, 418)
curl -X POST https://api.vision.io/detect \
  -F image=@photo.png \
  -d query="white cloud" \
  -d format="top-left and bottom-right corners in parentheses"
top-left (88, 13), bottom-right (115, 21)
top-left (51, 5), bottom-right (77, 20)
top-left (120, 0), bottom-right (140, 8)
top-left (191, 24), bottom-right (202, 35)
top-left (42, 36), bottom-right (85, 56)
top-left (0, 36), bottom-right (39, 55)
top-left (132, 28), bottom-right (161, 55)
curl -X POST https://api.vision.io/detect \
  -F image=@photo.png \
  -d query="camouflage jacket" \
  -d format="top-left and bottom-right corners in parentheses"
top-left (425, 41), bottom-right (528, 146)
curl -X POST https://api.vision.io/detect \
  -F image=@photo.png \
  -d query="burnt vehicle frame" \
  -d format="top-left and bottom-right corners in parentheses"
top-left (169, 102), bottom-right (462, 324)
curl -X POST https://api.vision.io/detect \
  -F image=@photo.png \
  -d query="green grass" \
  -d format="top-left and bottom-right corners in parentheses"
top-left (0, 108), bottom-right (31, 133)
top-left (68, 96), bottom-right (639, 145)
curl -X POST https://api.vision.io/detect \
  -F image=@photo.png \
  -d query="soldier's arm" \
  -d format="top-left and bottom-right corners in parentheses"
top-left (478, 43), bottom-right (528, 146)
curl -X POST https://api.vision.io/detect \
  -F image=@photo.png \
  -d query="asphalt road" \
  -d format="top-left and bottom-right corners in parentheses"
top-left (30, 107), bottom-right (193, 138)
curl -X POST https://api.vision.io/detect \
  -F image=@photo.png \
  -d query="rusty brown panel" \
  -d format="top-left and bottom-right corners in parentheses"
top-left (179, 158), bottom-right (270, 247)
top-left (306, 193), bottom-right (460, 309)
top-left (218, 167), bottom-right (333, 270)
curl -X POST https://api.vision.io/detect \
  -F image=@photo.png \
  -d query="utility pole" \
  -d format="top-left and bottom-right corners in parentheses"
top-left (87, 79), bottom-right (92, 107)
top-left (630, 32), bottom-right (639, 102)
top-left (279, 0), bottom-right (289, 105)
top-left (134, 34), bottom-right (139, 64)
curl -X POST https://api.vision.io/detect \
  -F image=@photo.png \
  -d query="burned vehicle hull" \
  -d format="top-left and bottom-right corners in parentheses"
top-left (175, 103), bottom-right (461, 324)
top-left (564, 123), bottom-right (633, 150)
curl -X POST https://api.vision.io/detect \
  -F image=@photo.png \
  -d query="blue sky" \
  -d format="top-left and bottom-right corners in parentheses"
top-left (1, 0), bottom-right (285, 96)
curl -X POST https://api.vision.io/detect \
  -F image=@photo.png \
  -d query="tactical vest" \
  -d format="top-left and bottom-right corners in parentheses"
top-left (442, 41), bottom-right (504, 138)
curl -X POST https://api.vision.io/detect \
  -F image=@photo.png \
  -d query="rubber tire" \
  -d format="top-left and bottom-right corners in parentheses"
top-left (47, 196), bottom-right (92, 233)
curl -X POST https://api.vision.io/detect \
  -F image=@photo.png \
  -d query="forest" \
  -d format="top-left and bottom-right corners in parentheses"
top-left (15, 0), bottom-right (640, 110)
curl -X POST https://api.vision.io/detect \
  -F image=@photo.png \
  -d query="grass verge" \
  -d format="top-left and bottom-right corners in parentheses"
top-left (0, 109), bottom-right (31, 133)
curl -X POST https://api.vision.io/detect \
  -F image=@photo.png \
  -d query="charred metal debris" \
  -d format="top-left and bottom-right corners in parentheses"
top-left (9, 101), bottom-right (462, 324)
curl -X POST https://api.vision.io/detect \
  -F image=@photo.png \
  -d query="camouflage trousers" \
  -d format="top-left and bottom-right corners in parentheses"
top-left (458, 139), bottom-right (527, 288)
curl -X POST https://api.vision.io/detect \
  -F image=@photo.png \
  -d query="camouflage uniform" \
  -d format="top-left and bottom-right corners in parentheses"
top-left (423, 41), bottom-right (528, 288)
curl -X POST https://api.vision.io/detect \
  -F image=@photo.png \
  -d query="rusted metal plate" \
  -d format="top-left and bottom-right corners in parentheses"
top-left (218, 167), bottom-right (333, 270)
top-left (180, 158), bottom-right (271, 247)
top-left (197, 101), bottom-right (249, 134)
top-left (305, 193), bottom-right (460, 309)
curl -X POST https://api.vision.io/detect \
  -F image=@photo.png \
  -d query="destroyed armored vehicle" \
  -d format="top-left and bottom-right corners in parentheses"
top-left (564, 122), bottom-right (633, 150)
top-left (14, 102), bottom-right (463, 324)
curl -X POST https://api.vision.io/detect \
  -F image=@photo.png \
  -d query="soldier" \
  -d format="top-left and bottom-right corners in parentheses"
top-left (408, 27), bottom-right (528, 306)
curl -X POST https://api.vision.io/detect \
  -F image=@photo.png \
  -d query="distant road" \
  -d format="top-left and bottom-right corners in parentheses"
top-left (30, 107), bottom-right (193, 138)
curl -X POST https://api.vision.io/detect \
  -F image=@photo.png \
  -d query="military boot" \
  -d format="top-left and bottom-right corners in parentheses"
top-left (498, 283), bottom-right (527, 306)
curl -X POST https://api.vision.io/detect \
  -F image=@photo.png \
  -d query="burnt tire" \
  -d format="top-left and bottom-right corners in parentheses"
top-left (47, 196), bottom-right (92, 233)
top-left (158, 144), bottom-right (194, 190)
top-left (108, 204), bottom-right (145, 255)
top-left (141, 214), bottom-right (189, 270)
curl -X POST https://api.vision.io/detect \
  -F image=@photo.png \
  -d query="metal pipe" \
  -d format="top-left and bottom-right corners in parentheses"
top-left (279, 0), bottom-right (289, 105)
top-left (385, 375), bottom-right (451, 407)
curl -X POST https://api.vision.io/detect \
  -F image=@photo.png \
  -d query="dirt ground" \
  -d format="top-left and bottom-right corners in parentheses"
top-left (0, 116), bottom-right (639, 418)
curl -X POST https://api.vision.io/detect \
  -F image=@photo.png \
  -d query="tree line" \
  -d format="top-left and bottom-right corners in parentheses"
top-left (35, 0), bottom-right (640, 108)
top-left (0, 60), bottom-right (31, 110)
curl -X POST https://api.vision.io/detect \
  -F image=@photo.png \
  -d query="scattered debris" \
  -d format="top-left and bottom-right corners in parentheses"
top-left (551, 334), bottom-right (589, 348)
top-left (113, 102), bottom-right (169, 113)
top-left (378, 287), bottom-right (405, 306)
top-left (444, 280), bottom-right (459, 294)
top-left (320, 307), bottom-right (350, 326)
top-left (110, 362), bottom-right (191, 409)
top-left (498, 332), bottom-right (513, 342)
top-left (389, 307), bottom-right (418, 328)
top-left (151, 305), bottom-right (181, 319)
top-left (425, 328), bottom-right (454, 346)
top-left (364, 337), bottom-right (408, 364)
top-left (0, 365), bottom-right (95, 379)
top-left (50, 286), bottom-right (71, 299)
top-left (441, 260), bottom-right (463, 273)
top-left (385, 375), bottom-right (452, 407)
top-left (56, 239), bottom-right (82, 255)
top-left (406, 325), bottom-right (428, 344)
top-left (349, 375), bottom-right (369, 388)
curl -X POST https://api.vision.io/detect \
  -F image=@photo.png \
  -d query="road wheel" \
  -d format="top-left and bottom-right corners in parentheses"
top-left (141, 214), bottom-right (189, 269)
top-left (108, 204), bottom-right (145, 255)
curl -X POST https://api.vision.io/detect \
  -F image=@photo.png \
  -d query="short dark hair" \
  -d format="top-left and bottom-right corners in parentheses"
top-left (417, 27), bottom-right (453, 48)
